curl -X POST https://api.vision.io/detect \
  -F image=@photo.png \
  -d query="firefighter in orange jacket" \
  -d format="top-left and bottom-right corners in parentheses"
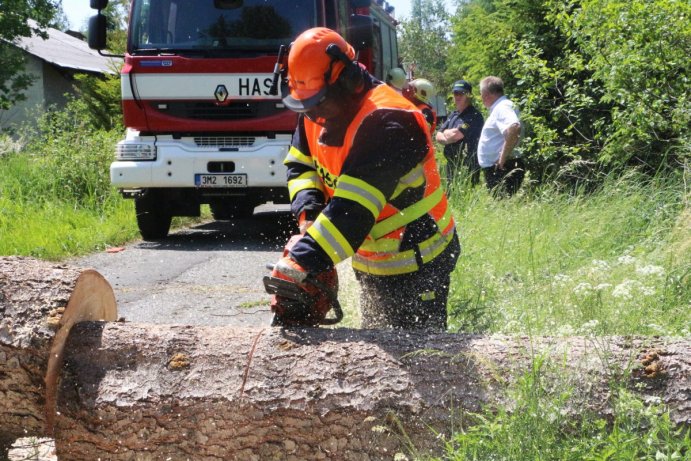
top-left (272, 28), bottom-right (460, 330)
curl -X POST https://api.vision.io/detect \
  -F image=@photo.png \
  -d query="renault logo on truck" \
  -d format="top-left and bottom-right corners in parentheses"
top-left (214, 84), bottom-right (229, 103)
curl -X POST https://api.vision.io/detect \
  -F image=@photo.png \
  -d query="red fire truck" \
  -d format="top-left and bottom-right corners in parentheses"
top-left (88, 0), bottom-right (400, 240)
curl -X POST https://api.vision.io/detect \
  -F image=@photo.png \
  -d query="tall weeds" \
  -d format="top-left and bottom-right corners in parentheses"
top-left (438, 362), bottom-right (690, 460)
top-left (447, 170), bottom-right (690, 337)
top-left (0, 99), bottom-right (138, 259)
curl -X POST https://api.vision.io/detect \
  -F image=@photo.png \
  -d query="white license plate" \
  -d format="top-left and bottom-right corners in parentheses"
top-left (195, 174), bottom-right (247, 188)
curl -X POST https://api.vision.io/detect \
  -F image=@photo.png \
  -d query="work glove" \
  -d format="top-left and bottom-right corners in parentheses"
top-left (266, 235), bottom-right (341, 326)
top-left (272, 256), bottom-right (309, 284)
top-left (269, 257), bottom-right (339, 327)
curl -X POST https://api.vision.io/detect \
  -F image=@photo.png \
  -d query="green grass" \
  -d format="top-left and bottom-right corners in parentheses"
top-left (336, 168), bottom-right (690, 461)
top-left (0, 102), bottom-right (202, 260)
top-left (447, 170), bottom-right (690, 337)
top-left (0, 193), bottom-right (138, 259)
top-left (0, 112), bottom-right (140, 260)
top-left (435, 356), bottom-right (690, 461)
top-left (416, 170), bottom-right (690, 461)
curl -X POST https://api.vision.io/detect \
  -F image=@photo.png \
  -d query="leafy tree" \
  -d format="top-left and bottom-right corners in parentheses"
top-left (447, 0), bottom-right (690, 180)
top-left (73, 70), bottom-right (123, 131)
top-left (100, 0), bottom-right (130, 54)
top-left (398, 0), bottom-right (451, 93)
top-left (446, 0), bottom-right (508, 84)
top-left (557, 0), bottom-right (691, 170)
top-left (75, 0), bottom-right (130, 129)
top-left (50, 3), bottom-right (70, 31)
top-left (0, 0), bottom-right (59, 112)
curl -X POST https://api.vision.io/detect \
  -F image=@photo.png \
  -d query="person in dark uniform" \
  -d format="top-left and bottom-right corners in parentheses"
top-left (271, 28), bottom-right (460, 330)
top-left (435, 80), bottom-right (484, 188)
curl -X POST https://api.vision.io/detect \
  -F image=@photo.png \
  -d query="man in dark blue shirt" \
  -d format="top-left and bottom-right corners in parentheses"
top-left (436, 80), bottom-right (485, 187)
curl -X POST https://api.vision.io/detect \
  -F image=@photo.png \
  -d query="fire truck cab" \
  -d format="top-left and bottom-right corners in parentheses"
top-left (89, 0), bottom-right (400, 240)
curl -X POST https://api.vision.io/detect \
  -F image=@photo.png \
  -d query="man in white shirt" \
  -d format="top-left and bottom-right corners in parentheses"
top-left (477, 76), bottom-right (525, 196)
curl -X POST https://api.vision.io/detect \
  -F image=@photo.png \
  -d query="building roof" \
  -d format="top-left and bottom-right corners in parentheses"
top-left (15, 20), bottom-right (121, 74)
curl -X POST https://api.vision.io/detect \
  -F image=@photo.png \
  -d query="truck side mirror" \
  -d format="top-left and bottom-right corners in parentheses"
top-left (88, 14), bottom-right (108, 50)
top-left (90, 0), bottom-right (109, 9)
top-left (348, 14), bottom-right (373, 51)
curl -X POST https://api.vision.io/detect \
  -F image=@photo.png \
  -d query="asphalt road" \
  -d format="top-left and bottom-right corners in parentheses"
top-left (70, 205), bottom-right (299, 327)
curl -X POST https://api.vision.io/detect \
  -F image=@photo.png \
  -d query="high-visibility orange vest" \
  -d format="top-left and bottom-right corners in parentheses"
top-left (302, 84), bottom-right (455, 276)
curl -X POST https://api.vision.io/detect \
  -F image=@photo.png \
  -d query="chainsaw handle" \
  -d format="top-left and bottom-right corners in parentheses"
top-left (305, 276), bottom-right (343, 325)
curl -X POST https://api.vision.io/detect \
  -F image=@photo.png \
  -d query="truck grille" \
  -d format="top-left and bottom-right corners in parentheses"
top-left (194, 136), bottom-right (256, 148)
top-left (158, 101), bottom-right (280, 121)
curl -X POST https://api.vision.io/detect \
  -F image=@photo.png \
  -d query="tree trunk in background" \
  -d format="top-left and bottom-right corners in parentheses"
top-left (0, 257), bottom-right (116, 460)
top-left (1, 257), bottom-right (688, 461)
top-left (55, 323), bottom-right (689, 460)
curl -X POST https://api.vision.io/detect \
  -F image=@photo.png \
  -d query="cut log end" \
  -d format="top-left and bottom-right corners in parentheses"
top-left (0, 257), bottom-right (117, 444)
top-left (45, 269), bottom-right (118, 434)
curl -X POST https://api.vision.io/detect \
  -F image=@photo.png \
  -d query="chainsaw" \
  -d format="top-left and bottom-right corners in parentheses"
top-left (263, 235), bottom-right (343, 327)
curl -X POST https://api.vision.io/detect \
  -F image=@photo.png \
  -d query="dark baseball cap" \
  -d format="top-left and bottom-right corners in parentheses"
top-left (452, 80), bottom-right (472, 94)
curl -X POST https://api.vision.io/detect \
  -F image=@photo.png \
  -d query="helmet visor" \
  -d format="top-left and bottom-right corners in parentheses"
top-left (282, 84), bottom-right (329, 113)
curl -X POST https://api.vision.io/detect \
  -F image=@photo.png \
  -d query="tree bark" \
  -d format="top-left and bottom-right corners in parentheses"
top-left (0, 256), bottom-right (116, 458)
top-left (54, 323), bottom-right (689, 461)
top-left (1, 257), bottom-right (689, 461)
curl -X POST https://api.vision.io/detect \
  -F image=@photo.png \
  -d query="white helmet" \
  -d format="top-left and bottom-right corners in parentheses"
top-left (409, 78), bottom-right (435, 104)
top-left (386, 67), bottom-right (407, 90)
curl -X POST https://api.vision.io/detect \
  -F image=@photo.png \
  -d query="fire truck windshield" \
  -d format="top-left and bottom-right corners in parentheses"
top-left (130, 0), bottom-right (316, 53)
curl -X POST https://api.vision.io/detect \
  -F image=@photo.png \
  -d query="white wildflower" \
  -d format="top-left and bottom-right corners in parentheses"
top-left (573, 282), bottom-right (593, 296)
top-left (552, 273), bottom-right (571, 285)
top-left (617, 255), bottom-right (637, 265)
top-left (591, 259), bottom-right (610, 270)
top-left (640, 285), bottom-right (656, 296)
top-left (578, 319), bottom-right (600, 334)
top-left (595, 283), bottom-right (612, 291)
top-left (557, 324), bottom-right (576, 336)
top-left (613, 279), bottom-right (638, 300)
top-left (636, 265), bottom-right (665, 277)
top-left (613, 279), bottom-right (655, 298)
top-left (645, 396), bottom-right (662, 405)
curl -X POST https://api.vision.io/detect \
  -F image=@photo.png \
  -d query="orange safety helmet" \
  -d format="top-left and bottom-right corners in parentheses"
top-left (282, 27), bottom-right (356, 112)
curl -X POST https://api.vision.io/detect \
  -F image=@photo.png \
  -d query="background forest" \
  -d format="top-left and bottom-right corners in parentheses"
top-left (400, 0), bottom-right (690, 183)
top-left (3, 0), bottom-right (688, 183)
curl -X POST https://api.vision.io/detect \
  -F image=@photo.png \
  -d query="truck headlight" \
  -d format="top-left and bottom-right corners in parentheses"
top-left (116, 143), bottom-right (157, 160)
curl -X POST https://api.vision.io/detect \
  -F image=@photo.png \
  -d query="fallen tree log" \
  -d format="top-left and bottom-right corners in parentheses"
top-left (54, 324), bottom-right (689, 460)
top-left (0, 256), bottom-right (116, 458)
top-left (1, 257), bottom-right (689, 460)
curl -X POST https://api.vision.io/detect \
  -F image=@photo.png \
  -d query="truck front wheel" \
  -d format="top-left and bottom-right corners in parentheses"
top-left (135, 196), bottom-right (172, 240)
